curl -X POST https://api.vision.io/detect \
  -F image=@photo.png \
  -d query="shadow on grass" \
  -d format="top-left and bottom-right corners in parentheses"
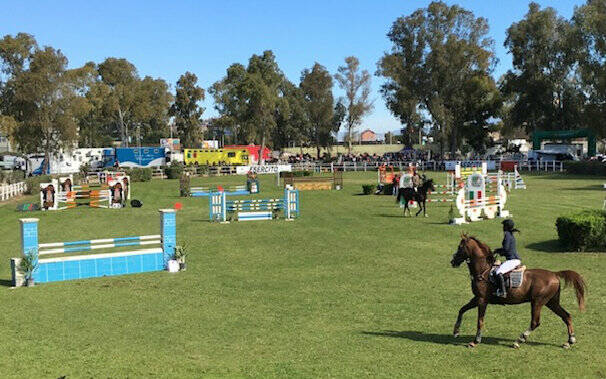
top-left (0, 279), bottom-right (13, 287)
top-left (562, 184), bottom-right (605, 191)
top-left (376, 213), bottom-right (405, 218)
top-left (526, 239), bottom-right (568, 253)
top-left (361, 330), bottom-right (559, 347)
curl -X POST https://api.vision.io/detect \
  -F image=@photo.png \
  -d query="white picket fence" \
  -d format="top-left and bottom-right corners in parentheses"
top-left (0, 182), bottom-right (27, 201)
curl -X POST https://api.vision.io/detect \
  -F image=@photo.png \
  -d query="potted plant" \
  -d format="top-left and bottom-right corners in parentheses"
top-left (173, 244), bottom-right (188, 271)
top-left (19, 249), bottom-right (38, 287)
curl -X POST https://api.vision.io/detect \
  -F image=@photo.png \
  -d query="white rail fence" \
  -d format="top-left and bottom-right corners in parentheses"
top-left (0, 182), bottom-right (27, 201)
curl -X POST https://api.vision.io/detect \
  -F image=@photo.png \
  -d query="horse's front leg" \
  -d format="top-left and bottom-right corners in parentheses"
top-left (453, 297), bottom-right (479, 337)
top-left (415, 199), bottom-right (423, 217)
top-left (468, 301), bottom-right (487, 347)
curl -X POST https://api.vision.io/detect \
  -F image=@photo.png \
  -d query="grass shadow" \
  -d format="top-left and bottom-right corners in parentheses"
top-left (376, 213), bottom-right (404, 218)
top-left (361, 330), bottom-right (559, 348)
top-left (526, 240), bottom-right (568, 253)
top-left (562, 184), bottom-right (605, 191)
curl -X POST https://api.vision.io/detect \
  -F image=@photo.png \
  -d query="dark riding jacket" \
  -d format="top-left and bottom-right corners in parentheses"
top-left (494, 231), bottom-right (520, 261)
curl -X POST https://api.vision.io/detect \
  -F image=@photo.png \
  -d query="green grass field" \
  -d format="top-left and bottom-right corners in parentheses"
top-left (0, 172), bottom-right (605, 378)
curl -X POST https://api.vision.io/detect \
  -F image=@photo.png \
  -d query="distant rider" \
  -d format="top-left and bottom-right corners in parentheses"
top-left (493, 219), bottom-right (521, 298)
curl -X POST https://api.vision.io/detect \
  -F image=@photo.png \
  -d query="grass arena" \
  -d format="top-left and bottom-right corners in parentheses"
top-left (1, 172), bottom-right (605, 378)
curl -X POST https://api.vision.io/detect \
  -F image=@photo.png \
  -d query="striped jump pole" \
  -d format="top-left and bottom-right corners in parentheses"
top-left (13, 209), bottom-right (176, 286)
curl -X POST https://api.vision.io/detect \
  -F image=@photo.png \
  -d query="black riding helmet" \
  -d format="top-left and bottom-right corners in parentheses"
top-left (502, 219), bottom-right (515, 231)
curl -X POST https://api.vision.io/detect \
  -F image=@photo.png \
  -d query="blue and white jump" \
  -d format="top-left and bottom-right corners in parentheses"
top-left (209, 189), bottom-right (299, 223)
top-left (191, 179), bottom-right (259, 197)
top-left (11, 209), bottom-right (176, 286)
top-left (191, 185), bottom-right (251, 197)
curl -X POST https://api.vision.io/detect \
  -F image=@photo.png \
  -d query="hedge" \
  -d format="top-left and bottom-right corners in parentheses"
top-left (565, 161), bottom-right (606, 176)
top-left (556, 209), bottom-right (606, 251)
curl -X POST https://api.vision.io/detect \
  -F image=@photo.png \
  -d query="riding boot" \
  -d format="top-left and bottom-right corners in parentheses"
top-left (496, 273), bottom-right (507, 298)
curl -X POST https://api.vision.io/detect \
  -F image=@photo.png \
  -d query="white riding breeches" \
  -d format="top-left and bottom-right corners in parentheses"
top-left (496, 259), bottom-right (521, 275)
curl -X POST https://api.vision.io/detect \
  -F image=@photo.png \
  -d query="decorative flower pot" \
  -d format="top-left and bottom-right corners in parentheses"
top-left (167, 259), bottom-right (180, 273)
top-left (26, 278), bottom-right (35, 287)
top-left (179, 261), bottom-right (187, 271)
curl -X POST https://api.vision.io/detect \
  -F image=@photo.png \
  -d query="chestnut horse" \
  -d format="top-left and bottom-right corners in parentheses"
top-left (450, 234), bottom-right (586, 348)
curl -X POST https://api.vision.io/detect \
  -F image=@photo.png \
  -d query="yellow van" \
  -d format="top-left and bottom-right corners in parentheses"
top-left (183, 149), bottom-right (250, 166)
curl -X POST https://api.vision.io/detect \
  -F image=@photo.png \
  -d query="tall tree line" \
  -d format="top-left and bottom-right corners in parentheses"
top-left (378, 0), bottom-right (606, 154)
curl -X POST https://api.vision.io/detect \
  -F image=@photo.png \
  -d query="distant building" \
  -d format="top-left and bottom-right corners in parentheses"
top-left (360, 129), bottom-right (377, 142)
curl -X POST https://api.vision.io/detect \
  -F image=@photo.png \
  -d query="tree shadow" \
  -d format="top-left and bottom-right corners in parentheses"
top-left (526, 240), bottom-right (568, 253)
top-left (562, 184), bottom-right (605, 191)
top-left (361, 330), bottom-right (558, 347)
top-left (0, 279), bottom-right (14, 287)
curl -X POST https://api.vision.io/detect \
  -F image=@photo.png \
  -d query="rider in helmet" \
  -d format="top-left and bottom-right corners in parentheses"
top-left (494, 219), bottom-right (521, 298)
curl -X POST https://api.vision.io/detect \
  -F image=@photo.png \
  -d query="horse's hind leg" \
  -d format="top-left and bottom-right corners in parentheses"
top-left (546, 291), bottom-right (576, 348)
top-left (513, 300), bottom-right (543, 348)
top-left (453, 296), bottom-right (478, 337)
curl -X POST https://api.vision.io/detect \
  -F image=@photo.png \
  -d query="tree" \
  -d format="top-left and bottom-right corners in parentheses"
top-left (169, 72), bottom-right (205, 147)
top-left (377, 2), bottom-right (500, 155)
top-left (334, 56), bottom-right (372, 153)
top-left (11, 47), bottom-right (91, 172)
top-left (0, 33), bottom-right (38, 147)
top-left (300, 63), bottom-right (335, 158)
top-left (210, 50), bottom-right (285, 162)
top-left (92, 58), bottom-right (171, 147)
top-left (501, 3), bottom-right (583, 135)
top-left (573, 0), bottom-right (606, 138)
top-left (273, 80), bottom-right (308, 150)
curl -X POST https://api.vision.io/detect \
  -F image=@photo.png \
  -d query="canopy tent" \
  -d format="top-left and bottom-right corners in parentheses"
top-left (532, 129), bottom-right (596, 157)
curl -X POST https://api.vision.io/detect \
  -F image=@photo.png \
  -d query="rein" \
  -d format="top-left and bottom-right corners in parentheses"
top-left (466, 252), bottom-right (495, 283)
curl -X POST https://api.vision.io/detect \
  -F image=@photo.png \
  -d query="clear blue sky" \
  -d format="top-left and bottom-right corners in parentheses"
top-left (2, 0), bottom-right (583, 135)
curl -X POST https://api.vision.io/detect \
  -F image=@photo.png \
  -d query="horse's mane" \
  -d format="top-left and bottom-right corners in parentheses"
top-left (467, 236), bottom-right (495, 265)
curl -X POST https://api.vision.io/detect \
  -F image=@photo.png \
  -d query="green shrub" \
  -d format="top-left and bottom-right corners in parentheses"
top-left (25, 175), bottom-right (52, 195)
top-left (565, 161), bottom-right (606, 176)
top-left (165, 161), bottom-right (184, 179)
top-left (281, 171), bottom-right (312, 177)
top-left (0, 170), bottom-right (25, 184)
top-left (556, 210), bottom-right (606, 251)
top-left (125, 168), bottom-right (152, 182)
top-left (381, 183), bottom-right (395, 195)
top-left (362, 184), bottom-right (376, 195)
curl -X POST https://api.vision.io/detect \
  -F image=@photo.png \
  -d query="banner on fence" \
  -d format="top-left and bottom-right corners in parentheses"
top-left (445, 160), bottom-right (496, 171)
top-left (236, 165), bottom-right (292, 175)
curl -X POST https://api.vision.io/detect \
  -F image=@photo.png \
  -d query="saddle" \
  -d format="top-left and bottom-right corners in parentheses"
top-left (490, 264), bottom-right (526, 289)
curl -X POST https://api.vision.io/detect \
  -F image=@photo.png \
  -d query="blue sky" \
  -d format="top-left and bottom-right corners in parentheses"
top-left (2, 0), bottom-right (583, 135)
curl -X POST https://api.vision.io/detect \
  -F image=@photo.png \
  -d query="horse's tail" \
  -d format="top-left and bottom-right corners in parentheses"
top-left (556, 270), bottom-right (586, 312)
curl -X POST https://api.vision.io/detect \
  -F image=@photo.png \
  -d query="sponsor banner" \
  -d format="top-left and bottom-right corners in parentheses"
top-left (160, 138), bottom-right (181, 151)
top-left (202, 140), bottom-right (219, 149)
top-left (445, 161), bottom-right (496, 171)
top-left (236, 165), bottom-right (292, 175)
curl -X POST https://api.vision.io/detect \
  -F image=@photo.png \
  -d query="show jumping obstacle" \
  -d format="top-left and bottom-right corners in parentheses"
top-left (500, 161), bottom-right (526, 189)
top-left (209, 189), bottom-right (299, 222)
top-left (283, 170), bottom-right (343, 190)
top-left (40, 174), bottom-right (130, 210)
top-left (191, 178), bottom-right (259, 197)
top-left (452, 172), bottom-right (510, 224)
top-left (10, 209), bottom-right (176, 286)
